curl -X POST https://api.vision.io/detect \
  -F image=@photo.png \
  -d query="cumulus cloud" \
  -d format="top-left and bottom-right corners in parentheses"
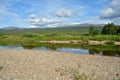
top-left (29, 25), bottom-right (38, 28)
top-left (100, 0), bottom-right (120, 19)
top-left (28, 14), bottom-right (62, 28)
top-left (55, 8), bottom-right (74, 17)
top-left (70, 22), bottom-right (81, 25)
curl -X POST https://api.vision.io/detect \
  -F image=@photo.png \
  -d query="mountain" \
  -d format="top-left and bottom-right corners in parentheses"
top-left (58, 23), bottom-right (105, 28)
top-left (1, 23), bottom-right (105, 29)
top-left (2, 26), bottom-right (21, 30)
top-left (0, 24), bottom-right (105, 35)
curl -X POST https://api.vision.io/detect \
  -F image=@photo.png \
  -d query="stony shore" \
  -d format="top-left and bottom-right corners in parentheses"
top-left (0, 49), bottom-right (120, 80)
top-left (40, 40), bottom-right (120, 45)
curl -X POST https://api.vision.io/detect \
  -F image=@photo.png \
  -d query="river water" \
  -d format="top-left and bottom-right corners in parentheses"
top-left (0, 44), bottom-right (120, 57)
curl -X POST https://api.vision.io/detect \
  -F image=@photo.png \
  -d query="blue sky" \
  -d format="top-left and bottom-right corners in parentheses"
top-left (0, 0), bottom-right (120, 28)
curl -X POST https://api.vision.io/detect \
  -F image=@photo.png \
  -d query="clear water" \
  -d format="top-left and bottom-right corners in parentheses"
top-left (0, 45), bottom-right (119, 57)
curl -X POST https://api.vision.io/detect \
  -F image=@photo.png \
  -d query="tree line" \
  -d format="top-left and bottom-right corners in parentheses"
top-left (89, 23), bottom-right (120, 36)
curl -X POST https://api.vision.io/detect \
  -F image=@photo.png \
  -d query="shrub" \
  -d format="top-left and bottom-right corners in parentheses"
top-left (105, 41), bottom-right (114, 45)
top-left (22, 33), bottom-right (38, 37)
top-left (69, 40), bottom-right (74, 44)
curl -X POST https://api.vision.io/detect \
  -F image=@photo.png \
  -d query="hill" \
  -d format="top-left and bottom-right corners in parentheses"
top-left (0, 24), bottom-right (104, 35)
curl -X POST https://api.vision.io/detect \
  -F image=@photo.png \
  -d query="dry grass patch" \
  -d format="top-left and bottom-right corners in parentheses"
top-left (55, 65), bottom-right (97, 80)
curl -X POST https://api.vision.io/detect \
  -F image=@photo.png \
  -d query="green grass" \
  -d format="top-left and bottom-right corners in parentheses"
top-left (0, 32), bottom-right (120, 47)
top-left (89, 35), bottom-right (120, 41)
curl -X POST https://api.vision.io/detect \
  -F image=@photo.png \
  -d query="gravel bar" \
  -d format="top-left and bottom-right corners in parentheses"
top-left (0, 49), bottom-right (120, 80)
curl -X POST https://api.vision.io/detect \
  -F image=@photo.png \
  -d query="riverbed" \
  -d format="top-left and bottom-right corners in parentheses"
top-left (0, 49), bottom-right (120, 80)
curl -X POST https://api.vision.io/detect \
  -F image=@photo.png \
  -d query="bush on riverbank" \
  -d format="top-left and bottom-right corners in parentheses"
top-left (89, 35), bottom-right (120, 41)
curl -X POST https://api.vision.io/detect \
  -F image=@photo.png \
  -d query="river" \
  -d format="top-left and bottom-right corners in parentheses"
top-left (0, 43), bottom-right (120, 57)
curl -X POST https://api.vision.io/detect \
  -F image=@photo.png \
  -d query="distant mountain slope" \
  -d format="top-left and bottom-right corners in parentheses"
top-left (59, 23), bottom-right (105, 28)
top-left (0, 24), bottom-right (104, 35)
top-left (2, 26), bottom-right (21, 30)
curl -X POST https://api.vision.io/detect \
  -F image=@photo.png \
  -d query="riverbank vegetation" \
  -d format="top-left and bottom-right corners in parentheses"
top-left (0, 23), bottom-right (120, 46)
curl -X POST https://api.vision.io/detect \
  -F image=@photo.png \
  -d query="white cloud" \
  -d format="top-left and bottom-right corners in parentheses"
top-left (29, 14), bottom-right (37, 18)
top-left (70, 22), bottom-right (81, 25)
top-left (112, 17), bottom-right (120, 24)
top-left (99, 0), bottom-right (120, 25)
top-left (28, 14), bottom-right (62, 28)
top-left (100, 0), bottom-right (120, 19)
top-left (29, 25), bottom-right (38, 28)
top-left (78, 16), bottom-right (112, 24)
top-left (101, 8), bottom-right (114, 18)
top-left (55, 8), bottom-right (74, 17)
top-left (40, 18), bottom-right (62, 23)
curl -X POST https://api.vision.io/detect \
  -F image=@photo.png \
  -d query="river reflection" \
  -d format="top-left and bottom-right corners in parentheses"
top-left (89, 49), bottom-right (120, 57)
top-left (0, 44), bottom-right (120, 57)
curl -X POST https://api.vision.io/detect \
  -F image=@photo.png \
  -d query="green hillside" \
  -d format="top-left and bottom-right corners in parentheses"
top-left (0, 25), bottom-right (103, 35)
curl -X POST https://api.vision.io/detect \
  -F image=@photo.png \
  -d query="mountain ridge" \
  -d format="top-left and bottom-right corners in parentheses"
top-left (1, 23), bottom-right (105, 30)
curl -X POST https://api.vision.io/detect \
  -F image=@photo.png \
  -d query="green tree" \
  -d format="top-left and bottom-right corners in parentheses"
top-left (93, 30), bottom-right (101, 35)
top-left (22, 33), bottom-right (38, 37)
top-left (102, 23), bottom-right (117, 35)
top-left (89, 26), bottom-right (95, 36)
top-left (116, 26), bottom-right (120, 34)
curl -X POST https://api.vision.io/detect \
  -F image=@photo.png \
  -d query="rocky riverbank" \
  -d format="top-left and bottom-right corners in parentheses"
top-left (0, 49), bottom-right (120, 80)
top-left (40, 40), bottom-right (120, 46)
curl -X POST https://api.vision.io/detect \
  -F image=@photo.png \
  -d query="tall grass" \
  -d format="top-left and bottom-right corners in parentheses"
top-left (89, 35), bottom-right (120, 41)
top-left (0, 36), bottom-right (21, 44)
top-left (0, 32), bottom-right (120, 46)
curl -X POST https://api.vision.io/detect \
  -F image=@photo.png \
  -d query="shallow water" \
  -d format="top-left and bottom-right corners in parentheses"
top-left (0, 44), bottom-right (120, 57)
